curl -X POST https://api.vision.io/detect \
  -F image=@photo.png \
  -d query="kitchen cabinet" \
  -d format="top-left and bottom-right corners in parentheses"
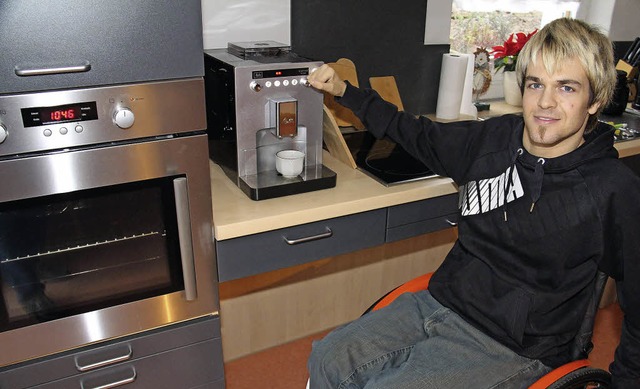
top-left (386, 193), bottom-right (459, 243)
top-left (0, 315), bottom-right (224, 389)
top-left (216, 209), bottom-right (387, 282)
top-left (215, 192), bottom-right (458, 284)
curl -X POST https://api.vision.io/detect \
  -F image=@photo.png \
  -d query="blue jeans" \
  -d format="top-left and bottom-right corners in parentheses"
top-left (308, 291), bottom-right (552, 389)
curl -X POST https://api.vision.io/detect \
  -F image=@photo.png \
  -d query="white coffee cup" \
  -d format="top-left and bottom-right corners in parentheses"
top-left (276, 150), bottom-right (305, 178)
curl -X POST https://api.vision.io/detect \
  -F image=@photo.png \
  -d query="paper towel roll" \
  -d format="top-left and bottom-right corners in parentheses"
top-left (436, 54), bottom-right (469, 120)
top-left (459, 53), bottom-right (478, 119)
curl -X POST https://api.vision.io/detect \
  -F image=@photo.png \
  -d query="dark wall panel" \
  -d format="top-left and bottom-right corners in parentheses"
top-left (291, 0), bottom-right (449, 114)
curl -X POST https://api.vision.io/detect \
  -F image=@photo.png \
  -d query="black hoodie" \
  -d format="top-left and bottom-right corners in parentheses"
top-left (337, 82), bottom-right (640, 388)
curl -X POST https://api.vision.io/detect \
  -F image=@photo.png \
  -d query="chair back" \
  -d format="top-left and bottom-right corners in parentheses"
top-left (569, 270), bottom-right (609, 360)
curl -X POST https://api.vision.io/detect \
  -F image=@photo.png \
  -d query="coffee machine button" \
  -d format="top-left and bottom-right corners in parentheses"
top-left (283, 80), bottom-right (290, 86)
top-left (292, 79), bottom-right (298, 86)
top-left (250, 81), bottom-right (262, 92)
top-left (274, 81), bottom-right (281, 87)
top-left (301, 77), bottom-right (310, 87)
top-left (265, 81), bottom-right (272, 88)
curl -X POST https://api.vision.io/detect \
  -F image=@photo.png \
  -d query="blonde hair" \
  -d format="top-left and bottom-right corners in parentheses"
top-left (516, 18), bottom-right (617, 133)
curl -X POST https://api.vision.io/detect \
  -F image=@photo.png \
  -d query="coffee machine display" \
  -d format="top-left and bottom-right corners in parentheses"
top-left (204, 41), bottom-right (337, 200)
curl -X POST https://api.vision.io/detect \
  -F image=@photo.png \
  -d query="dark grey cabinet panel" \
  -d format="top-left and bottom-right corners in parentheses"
top-left (216, 209), bottom-right (387, 281)
top-left (34, 339), bottom-right (223, 389)
top-left (0, 315), bottom-right (223, 389)
top-left (386, 193), bottom-right (459, 242)
top-left (1, 1), bottom-right (204, 95)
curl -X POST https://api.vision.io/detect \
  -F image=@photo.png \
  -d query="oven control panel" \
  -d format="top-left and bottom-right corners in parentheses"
top-left (0, 78), bottom-right (206, 157)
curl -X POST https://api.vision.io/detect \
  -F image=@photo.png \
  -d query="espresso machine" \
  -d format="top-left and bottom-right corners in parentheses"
top-left (204, 41), bottom-right (337, 200)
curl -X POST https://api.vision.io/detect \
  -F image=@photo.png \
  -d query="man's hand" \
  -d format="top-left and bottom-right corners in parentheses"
top-left (308, 64), bottom-right (347, 97)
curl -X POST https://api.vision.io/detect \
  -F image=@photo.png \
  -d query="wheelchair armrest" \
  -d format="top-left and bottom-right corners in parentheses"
top-left (528, 360), bottom-right (590, 389)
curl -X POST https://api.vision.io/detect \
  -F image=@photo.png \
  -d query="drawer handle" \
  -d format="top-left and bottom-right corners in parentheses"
top-left (15, 62), bottom-right (92, 77)
top-left (445, 218), bottom-right (458, 226)
top-left (283, 227), bottom-right (333, 245)
top-left (75, 345), bottom-right (133, 372)
top-left (81, 368), bottom-right (137, 389)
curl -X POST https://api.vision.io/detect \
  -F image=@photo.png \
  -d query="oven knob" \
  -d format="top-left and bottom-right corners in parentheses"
top-left (250, 81), bottom-right (262, 92)
top-left (0, 124), bottom-right (7, 144)
top-left (113, 108), bottom-right (135, 129)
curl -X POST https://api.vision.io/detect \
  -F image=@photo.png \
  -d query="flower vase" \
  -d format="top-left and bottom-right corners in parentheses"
top-left (502, 71), bottom-right (522, 106)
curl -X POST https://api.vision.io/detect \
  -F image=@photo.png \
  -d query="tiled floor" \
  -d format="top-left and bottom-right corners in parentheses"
top-left (224, 303), bottom-right (623, 388)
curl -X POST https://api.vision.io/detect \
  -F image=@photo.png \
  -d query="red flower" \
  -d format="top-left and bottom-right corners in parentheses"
top-left (490, 29), bottom-right (538, 72)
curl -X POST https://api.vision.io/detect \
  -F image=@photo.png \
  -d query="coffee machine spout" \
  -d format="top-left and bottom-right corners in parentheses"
top-left (268, 97), bottom-right (298, 138)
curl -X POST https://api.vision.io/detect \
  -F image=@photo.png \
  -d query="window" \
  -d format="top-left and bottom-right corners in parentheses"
top-left (450, 0), bottom-right (581, 54)
top-left (449, 0), bottom-right (581, 99)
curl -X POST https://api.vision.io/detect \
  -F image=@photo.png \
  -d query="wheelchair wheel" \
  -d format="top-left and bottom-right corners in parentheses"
top-left (546, 367), bottom-right (611, 389)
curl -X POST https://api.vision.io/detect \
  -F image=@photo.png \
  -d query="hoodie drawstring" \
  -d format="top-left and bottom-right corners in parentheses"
top-left (503, 148), bottom-right (523, 221)
top-left (530, 158), bottom-right (546, 213)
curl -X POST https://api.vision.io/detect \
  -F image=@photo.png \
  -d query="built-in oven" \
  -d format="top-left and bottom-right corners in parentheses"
top-left (0, 1), bottom-right (219, 373)
top-left (0, 78), bottom-right (219, 369)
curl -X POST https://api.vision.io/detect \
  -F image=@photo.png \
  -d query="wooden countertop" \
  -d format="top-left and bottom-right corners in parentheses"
top-left (616, 137), bottom-right (640, 158)
top-left (210, 106), bottom-right (640, 241)
top-left (210, 152), bottom-right (458, 241)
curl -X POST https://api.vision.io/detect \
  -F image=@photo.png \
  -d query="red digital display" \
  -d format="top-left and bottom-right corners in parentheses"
top-left (21, 102), bottom-right (98, 128)
top-left (47, 108), bottom-right (78, 122)
top-left (252, 67), bottom-right (309, 79)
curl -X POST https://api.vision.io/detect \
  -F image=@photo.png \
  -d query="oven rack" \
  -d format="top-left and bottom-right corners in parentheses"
top-left (0, 231), bottom-right (163, 264)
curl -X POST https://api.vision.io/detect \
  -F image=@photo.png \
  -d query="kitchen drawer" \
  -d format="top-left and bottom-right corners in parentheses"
top-left (216, 208), bottom-right (387, 281)
top-left (386, 193), bottom-right (459, 243)
top-left (0, 315), bottom-right (222, 389)
top-left (33, 338), bottom-right (223, 389)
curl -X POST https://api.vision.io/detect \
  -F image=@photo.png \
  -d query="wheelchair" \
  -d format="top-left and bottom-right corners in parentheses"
top-left (308, 270), bottom-right (612, 388)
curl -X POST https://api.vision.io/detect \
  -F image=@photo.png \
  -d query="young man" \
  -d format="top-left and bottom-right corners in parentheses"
top-left (307, 18), bottom-right (640, 388)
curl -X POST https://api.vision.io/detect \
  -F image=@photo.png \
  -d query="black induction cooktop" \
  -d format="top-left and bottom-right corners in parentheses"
top-left (342, 130), bottom-right (438, 186)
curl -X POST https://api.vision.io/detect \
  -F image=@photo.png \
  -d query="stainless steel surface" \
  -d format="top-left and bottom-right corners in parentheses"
top-left (173, 177), bottom-right (198, 301)
top-left (0, 0), bottom-right (217, 374)
top-left (0, 134), bottom-right (218, 368)
top-left (232, 58), bottom-right (324, 178)
top-left (0, 78), bottom-right (205, 158)
top-left (205, 46), bottom-right (336, 200)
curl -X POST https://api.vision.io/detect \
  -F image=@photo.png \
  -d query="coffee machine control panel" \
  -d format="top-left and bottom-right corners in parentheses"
top-left (248, 67), bottom-right (315, 92)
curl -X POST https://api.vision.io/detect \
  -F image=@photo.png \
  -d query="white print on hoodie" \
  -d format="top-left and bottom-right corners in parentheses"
top-left (459, 166), bottom-right (524, 216)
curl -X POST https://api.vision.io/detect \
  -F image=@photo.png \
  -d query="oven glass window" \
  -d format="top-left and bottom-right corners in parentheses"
top-left (0, 177), bottom-right (184, 332)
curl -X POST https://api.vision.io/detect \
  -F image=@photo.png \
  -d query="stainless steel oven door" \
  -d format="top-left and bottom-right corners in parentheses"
top-left (0, 134), bottom-right (217, 367)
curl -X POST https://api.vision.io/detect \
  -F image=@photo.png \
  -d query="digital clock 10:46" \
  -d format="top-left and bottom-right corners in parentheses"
top-left (47, 108), bottom-right (78, 122)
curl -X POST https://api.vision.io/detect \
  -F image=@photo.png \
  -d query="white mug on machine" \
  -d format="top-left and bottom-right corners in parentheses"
top-left (276, 150), bottom-right (305, 177)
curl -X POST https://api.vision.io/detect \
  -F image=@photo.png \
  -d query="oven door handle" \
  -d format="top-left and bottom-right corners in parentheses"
top-left (173, 177), bottom-right (197, 301)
